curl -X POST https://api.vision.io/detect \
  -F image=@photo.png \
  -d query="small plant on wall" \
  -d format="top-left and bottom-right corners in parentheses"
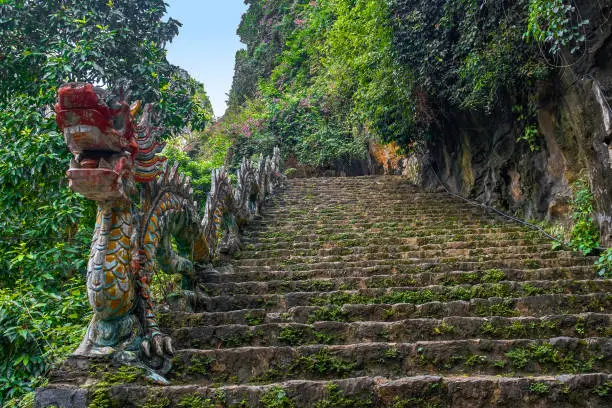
top-left (569, 177), bottom-right (599, 255)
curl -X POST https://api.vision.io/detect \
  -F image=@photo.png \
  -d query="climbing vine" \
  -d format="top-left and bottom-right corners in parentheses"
top-left (524, 0), bottom-right (589, 55)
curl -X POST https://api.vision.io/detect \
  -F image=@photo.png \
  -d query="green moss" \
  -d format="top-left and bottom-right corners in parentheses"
top-left (521, 283), bottom-right (543, 296)
top-left (308, 306), bottom-right (348, 323)
top-left (187, 356), bottom-right (216, 377)
top-left (593, 380), bottom-right (612, 397)
top-left (464, 354), bottom-right (487, 367)
top-left (523, 259), bottom-right (541, 269)
top-left (260, 386), bottom-right (295, 408)
top-left (178, 394), bottom-right (215, 408)
top-left (383, 347), bottom-right (400, 359)
top-left (432, 322), bottom-right (455, 336)
top-left (481, 269), bottom-right (505, 283)
top-left (506, 347), bottom-right (531, 369)
top-left (314, 383), bottom-right (372, 408)
top-left (476, 300), bottom-right (520, 317)
top-left (278, 326), bottom-right (308, 346)
top-left (505, 342), bottom-right (602, 373)
top-left (528, 382), bottom-right (550, 395)
top-left (313, 330), bottom-right (336, 345)
top-left (245, 311), bottom-right (264, 326)
top-left (220, 330), bottom-right (254, 348)
top-left (142, 396), bottom-right (171, 408)
top-left (293, 349), bottom-right (357, 376)
top-left (88, 365), bottom-right (146, 408)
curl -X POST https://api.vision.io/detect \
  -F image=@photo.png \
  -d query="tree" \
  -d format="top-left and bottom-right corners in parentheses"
top-left (0, 0), bottom-right (211, 402)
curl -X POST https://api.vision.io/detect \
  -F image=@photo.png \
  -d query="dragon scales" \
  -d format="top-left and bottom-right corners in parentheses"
top-left (55, 83), bottom-right (283, 372)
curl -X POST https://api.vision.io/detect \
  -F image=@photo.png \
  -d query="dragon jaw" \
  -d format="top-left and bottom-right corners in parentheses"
top-left (56, 83), bottom-right (139, 202)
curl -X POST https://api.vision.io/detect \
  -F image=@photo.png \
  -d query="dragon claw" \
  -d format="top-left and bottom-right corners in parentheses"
top-left (141, 339), bottom-right (151, 358)
top-left (164, 336), bottom-right (174, 355)
top-left (142, 331), bottom-right (173, 359)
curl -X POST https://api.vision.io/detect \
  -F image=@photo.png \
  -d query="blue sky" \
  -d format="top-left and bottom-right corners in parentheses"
top-left (165, 1), bottom-right (248, 118)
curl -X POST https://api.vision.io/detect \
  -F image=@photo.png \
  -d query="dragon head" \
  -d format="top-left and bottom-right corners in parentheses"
top-left (55, 83), bottom-right (166, 202)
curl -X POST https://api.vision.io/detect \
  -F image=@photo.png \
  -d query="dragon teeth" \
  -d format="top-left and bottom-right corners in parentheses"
top-left (98, 158), bottom-right (113, 169)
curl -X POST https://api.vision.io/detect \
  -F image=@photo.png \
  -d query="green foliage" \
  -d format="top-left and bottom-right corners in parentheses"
top-left (529, 382), bottom-right (550, 395)
top-left (392, 0), bottom-right (549, 117)
top-left (513, 101), bottom-right (541, 152)
top-left (278, 326), bottom-right (307, 346)
top-left (226, 0), bottom-right (595, 172)
top-left (569, 178), bottom-right (599, 255)
top-left (228, 0), bottom-right (307, 110)
top-left (595, 248), bottom-right (612, 278)
top-left (0, 278), bottom-right (90, 403)
top-left (314, 383), bottom-right (371, 408)
top-left (524, 0), bottom-right (589, 55)
top-left (177, 394), bottom-right (215, 408)
top-left (260, 386), bottom-right (295, 408)
top-left (0, 0), bottom-right (212, 404)
top-left (481, 269), bottom-right (506, 283)
top-left (593, 381), bottom-right (612, 397)
top-left (162, 127), bottom-right (231, 205)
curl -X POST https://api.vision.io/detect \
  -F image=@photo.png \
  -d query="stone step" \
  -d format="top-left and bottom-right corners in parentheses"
top-left (42, 373), bottom-right (611, 408)
top-left (168, 313), bottom-right (611, 349)
top-left (248, 211), bottom-right (511, 225)
top-left (199, 268), bottom-right (596, 296)
top-left (233, 246), bottom-right (571, 266)
top-left (169, 337), bottom-right (611, 384)
top-left (241, 231), bottom-right (553, 246)
top-left (161, 293), bottom-right (611, 329)
top-left (243, 237), bottom-right (550, 252)
top-left (232, 253), bottom-right (580, 270)
top-left (38, 176), bottom-right (610, 408)
top-left (230, 257), bottom-right (595, 275)
top-left (286, 293), bottom-right (612, 323)
top-left (188, 280), bottom-right (611, 313)
top-left (243, 225), bottom-right (534, 240)
top-left (236, 244), bottom-right (557, 263)
top-left (200, 265), bottom-right (594, 284)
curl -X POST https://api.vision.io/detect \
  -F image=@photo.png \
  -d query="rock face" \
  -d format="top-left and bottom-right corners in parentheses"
top-left (419, 0), bottom-right (612, 246)
top-left (37, 176), bottom-right (611, 407)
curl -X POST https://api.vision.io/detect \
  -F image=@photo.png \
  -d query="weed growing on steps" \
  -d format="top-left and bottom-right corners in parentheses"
top-left (251, 349), bottom-right (358, 384)
top-left (505, 342), bottom-right (602, 373)
top-left (593, 381), bottom-right (612, 397)
top-left (481, 269), bottom-right (506, 283)
top-left (307, 306), bottom-right (348, 324)
top-left (177, 394), bottom-right (215, 408)
top-left (244, 311), bottom-right (265, 326)
top-left (260, 386), bottom-right (295, 408)
top-left (142, 395), bottom-right (171, 408)
top-left (308, 281), bottom-right (592, 308)
top-left (569, 178), bottom-right (599, 255)
top-left (431, 323), bottom-right (455, 336)
top-left (278, 326), bottom-right (307, 346)
top-left (88, 365), bottom-right (145, 408)
top-left (529, 382), bottom-right (551, 395)
top-left (314, 383), bottom-right (372, 408)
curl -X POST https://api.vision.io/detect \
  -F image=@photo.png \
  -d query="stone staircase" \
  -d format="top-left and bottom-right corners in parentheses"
top-left (42, 176), bottom-right (611, 407)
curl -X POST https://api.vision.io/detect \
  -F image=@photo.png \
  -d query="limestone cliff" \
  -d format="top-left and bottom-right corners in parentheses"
top-left (412, 1), bottom-right (612, 246)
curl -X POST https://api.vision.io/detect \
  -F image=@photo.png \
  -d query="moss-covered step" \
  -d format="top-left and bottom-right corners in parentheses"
top-left (37, 373), bottom-right (611, 408)
top-left (168, 337), bottom-right (612, 384)
top-left (285, 293), bottom-right (612, 323)
top-left (186, 280), bottom-right (612, 313)
top-left (167, 313), bottom-right (610, 349)
top-left (201, 264), bottom-right (595, 284)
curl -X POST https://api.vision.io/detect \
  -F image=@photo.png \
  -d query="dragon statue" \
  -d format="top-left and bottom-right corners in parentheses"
top-left (55, 83), bottom-right (283, 375)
